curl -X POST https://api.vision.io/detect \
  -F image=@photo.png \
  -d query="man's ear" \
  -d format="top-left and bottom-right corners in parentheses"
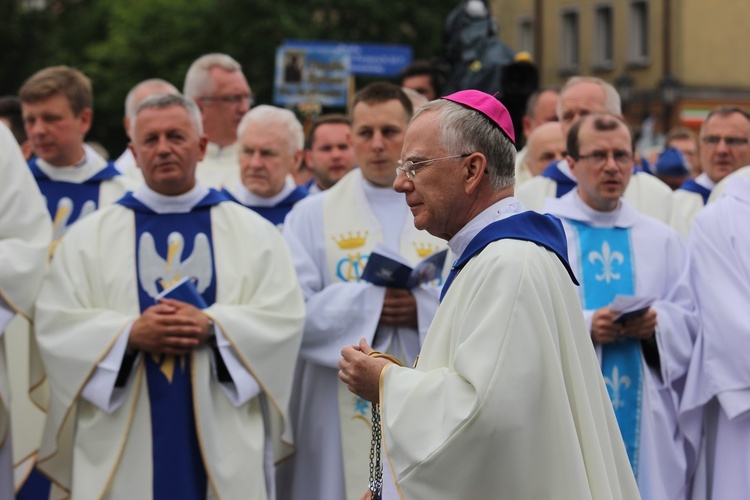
top-left (464, 152), bottom-right (487, 194)
top-left (566, 155), bottom-right (579, 179)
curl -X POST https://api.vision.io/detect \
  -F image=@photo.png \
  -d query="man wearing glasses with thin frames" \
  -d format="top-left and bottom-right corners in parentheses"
top-left (671, 106), bottom-right (750, 239)
top-left (184, 53), bottom-right (254, 189)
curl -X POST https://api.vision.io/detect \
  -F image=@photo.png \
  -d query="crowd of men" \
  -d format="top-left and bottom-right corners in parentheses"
top-left (0, 53), bottom-right (747, 500)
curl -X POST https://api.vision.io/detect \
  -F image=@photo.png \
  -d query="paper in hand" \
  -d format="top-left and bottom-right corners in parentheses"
top-left (610, 295), bottom-right (655, 323)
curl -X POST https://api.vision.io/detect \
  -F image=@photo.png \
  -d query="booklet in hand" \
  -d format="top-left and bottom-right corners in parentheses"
top-left (154, 276), bottom-right (208, 309)
top-left (610, 295), bottom-right (655, 323)
top-left (360, 243), bottom-right (448, 289)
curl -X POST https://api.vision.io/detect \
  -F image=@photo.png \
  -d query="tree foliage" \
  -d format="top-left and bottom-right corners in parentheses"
top-left (1, 0), bottom-right (459, 154)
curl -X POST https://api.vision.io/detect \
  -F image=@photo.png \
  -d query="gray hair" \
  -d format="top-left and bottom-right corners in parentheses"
top-left (130, 93), bottom-right (203, 138)
top-left (183, 53), bottom-right (242, 98)
top-left (413, 99), bottom-right (516, 190)
top-left (558, 76), bottom-right (621, 118)
top-left (700, 105), bottom-right (750, 138)
top-left (124, 78), bottom-right (179, 120)
top-left (237, 105), bottom-right (304, 154)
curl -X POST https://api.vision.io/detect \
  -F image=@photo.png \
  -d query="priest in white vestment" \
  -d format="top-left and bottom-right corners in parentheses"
top-left (278, 83), bottom-right (446, 500)
top-left (0, 123), bottom-right (51, 500)
top-left (544, 113), bottom-right (698, 500)
top-left (340, 90), bottom-right (640, 499)
top-left (680, 174), bottom-right (750, 499)
top-left (184, 53), bottom-right (253, 189)
top-left (34, 94), bottom-right (304, 499)
top-left (515, 76), bottom-right (673, 223)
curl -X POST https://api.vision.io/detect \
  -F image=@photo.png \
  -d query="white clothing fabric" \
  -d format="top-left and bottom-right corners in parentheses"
top-left (226, 176), bottom-right (297, 207)
top-left (707, 165), bottom-right (750, 203)
top-left (279, 169), bottom-right (444, 500)
top-left (670, 173), bottom-right (715, 239)
top-left (545, 192), bottom-right (698, 500)
top-left (113, 148), bottom-right (145, 183)
top-left (380, 201), bottom-right (640, 499)
top-left (196, 141), bottom-right (241, 189)
top-left (513, 145), bottom-right (532, 185)
top-left (515, 159), bottom-right (674, 223)
top-left (680, 176), bottom-right (750, 499)
top-left (34, 197), bottom-right (304, 499)
top-left (0, 123), bottom-right (51, 499)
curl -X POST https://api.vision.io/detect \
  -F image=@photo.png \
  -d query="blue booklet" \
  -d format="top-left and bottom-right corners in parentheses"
top-left (154, 276), bottom-right (208, 309)
top-left (361, 244), bottom-right (448, 289)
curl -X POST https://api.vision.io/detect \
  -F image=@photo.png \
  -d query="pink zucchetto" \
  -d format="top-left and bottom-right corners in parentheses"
top-left (441, 90), bottom-right (516, 144)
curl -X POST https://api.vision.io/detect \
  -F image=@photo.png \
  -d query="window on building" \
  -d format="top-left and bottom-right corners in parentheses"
top-left (629, 0), bottom-right (649, 64)
top-left (560, 10), bottom-right (580, 72)
top-left (517, 17), bottom-right (534, 54)
top-left (593, 5), bottom-right (614, 69)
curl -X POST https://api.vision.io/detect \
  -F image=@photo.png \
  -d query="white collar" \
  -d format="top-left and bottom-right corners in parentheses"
top-left (227, 176), bottom-right (297, 207)
top-left (132, 182), bottom-right (210, 213)
top-left (448, 197), bottom-right (525, 260)
top-left (34, 143), bottom-right (108, 182)
top-left (544, 190), bottom-right (639, 228)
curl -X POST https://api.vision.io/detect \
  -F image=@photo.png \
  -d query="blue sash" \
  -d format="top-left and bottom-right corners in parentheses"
top-left (440, 211), bottom-right (577, 302)
top-left (541, 161), bottom-right (577, 198)
top-left (29, 159), bottom-right (121, 229)
top-left (221, 185), bottom-right (308, 226)
top-left (678, 178), bottom-right (711, 204)
top-left (567, 219), bottom-right (642, 477)
top-left (117, 189), bottom-right (227, 499)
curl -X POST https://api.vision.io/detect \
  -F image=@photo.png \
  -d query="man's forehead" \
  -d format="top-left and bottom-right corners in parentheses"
top-left (314, 122), bottom-right (350, 143)
top-left (22, 92), bottom-right (74, 114)
top-left (352, 99), bottom-right (408, 126)
top-left (704, 112), bottom-right (750, 133)
top-left (562, 83), bottom-right (606, 109)
top-left (579, 119), bottom-right (631, 145)
top-left (135, 105), bottom-right (192, 130)
top-left (242, 121), bottom-right (290, 148)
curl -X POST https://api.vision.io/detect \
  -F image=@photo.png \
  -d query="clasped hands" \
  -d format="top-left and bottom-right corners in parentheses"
top-left (128, 298), bottom-right (213, 355)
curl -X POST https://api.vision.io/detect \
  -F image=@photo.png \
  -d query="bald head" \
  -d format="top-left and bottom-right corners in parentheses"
top-left (558, 77), bottom-right (621, 137)
top-left (124, 79), bottom-right (179, 137)
top-left (525, 121), bottom-right (566, 176)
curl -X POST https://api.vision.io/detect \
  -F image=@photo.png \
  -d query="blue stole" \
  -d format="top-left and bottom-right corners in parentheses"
top-left (116, 189), bottom-right (228, 500)
top-left (678, 178), bottom-right (711, 204)
top-left (221, 185), bottom-right (308, 226)
top-left (541, 161), bottom-right (577, 198)
top-left (440, 211), bottom-right (578, 302)
top-left (29, 158), bottom-right (121, 225)
top-left (567, 219), bottom-right (642, 476)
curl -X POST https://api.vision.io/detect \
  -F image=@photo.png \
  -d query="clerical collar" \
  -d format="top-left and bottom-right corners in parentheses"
top-left (362, 175), bottom-right (403, 202)
top-left (204, 141), bottom-right (238, 160)
top-left (132, 182), bottom-right (209, 214)
top-left (448, 197), bottom-right (524, 259)
top-left (227, 176), bottom-right (297, 207)
top-left (695, 172), bottom-right (716, 190)
top-left (34, 143), bottom-right (107, 182)
top-left (545, 190), bottom-right (639, 228)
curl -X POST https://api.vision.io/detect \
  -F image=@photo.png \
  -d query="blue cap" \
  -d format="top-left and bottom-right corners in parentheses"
top-left (656, 147), bottom-right (690, 176)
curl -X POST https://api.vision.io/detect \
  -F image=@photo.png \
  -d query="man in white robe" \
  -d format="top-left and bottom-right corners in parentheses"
top-left (340, 90), bottom-right (640, 499)
top-left (303, 114), bottom-right (356, 195)
top-left (680, 174), bottom-right (750, 499)
top-left (544, 112), bottom-right (698, 499)
top-left (516, 76), bottom-right (673, 223)
top-left (184, 53), bottom-right (253, 189)
top-left (34, 94), bottom-right (304, 499)
top-left (0, 123), bottom-right (51, 500)
top-left (670, 106), bottom-right (750, 238)
top-left (278, 83), bottom-right (446, 500)
top-left (221, 105), bottom-right (307, 228)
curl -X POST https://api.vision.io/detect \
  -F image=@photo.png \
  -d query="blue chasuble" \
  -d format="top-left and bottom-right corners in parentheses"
top-left (440, 211), bottom-right (578, 302)
top-left (29, 159), bottom-right (121, 227)
top-left (221, 185), bottom-right (308, 226)
top-left (116, 189), bottom-right (228, 500)
top-left (567, 219), bottom-right (643, 477)
top-left (541, 161), bottom-right (577, 198)
top-left (678, 178), bottom-right (711, 204)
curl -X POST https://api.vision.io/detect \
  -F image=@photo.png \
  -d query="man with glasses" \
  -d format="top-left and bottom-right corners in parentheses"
top-left (543, 112), bottom-right (698, 500)
top-left (184, 53), bottom-right (253, 188)
top-left (279, 82), bottom-right (446, 500)
top-left (516, 76), bottom-right (673, 223)
top-left (339, 91), bottom-right (640, 498)
top-left (670, 106), bottom-right (750, 238)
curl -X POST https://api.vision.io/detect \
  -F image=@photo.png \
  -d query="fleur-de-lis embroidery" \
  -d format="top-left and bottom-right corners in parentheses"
top-left (588, 241), bottom-right (624, 283)
top-left (604, 366), bottom-right (631, 409)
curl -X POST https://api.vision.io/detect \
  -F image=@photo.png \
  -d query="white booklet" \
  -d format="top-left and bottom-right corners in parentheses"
top-left (610, 295), bottom-right (655, 323)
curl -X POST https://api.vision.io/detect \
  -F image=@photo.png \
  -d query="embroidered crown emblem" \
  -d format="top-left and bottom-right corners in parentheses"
top-left (333, 231), bottom-right (368, 250)
top-left (413, 242), bottom-right (438, 259)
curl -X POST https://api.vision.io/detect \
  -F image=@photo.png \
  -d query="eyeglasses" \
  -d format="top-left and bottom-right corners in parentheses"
top-left (576, 150), bottom-right (634, 168)
top-left (197, 94), bottom-right (255, 106)
top-left (701, 136), bottom-right (749, 147)
top-left (396, 153), bottom-right (471, 180)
